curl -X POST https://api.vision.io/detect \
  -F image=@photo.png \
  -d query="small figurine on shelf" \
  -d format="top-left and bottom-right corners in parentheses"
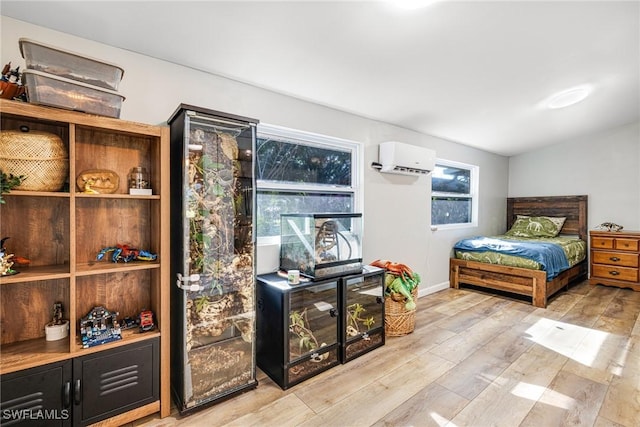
top-left (76, 169), bottom-right (119, 194)
top-left (80, 306), bottom-right (122, 348)
top-left (0, 237), bottom-right (16, 276)
top-left (0, 62), bottom-right (26, 101)
top-left (80, 179), bottom-right (100, 194)
top-left (0, 237), bottom-right (31, 274)
top-left (51, 302), bottom-right (64, 324)
top-left (96, 244), bottom-right (157, 263)
top-left (45, 302), bottom-right (69, 341)
top-left (0, 236), bottom-right (30, 276)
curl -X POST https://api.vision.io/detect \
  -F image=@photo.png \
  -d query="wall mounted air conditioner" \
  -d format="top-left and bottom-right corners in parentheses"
top-left (374, 141), bottom-right (436, 176)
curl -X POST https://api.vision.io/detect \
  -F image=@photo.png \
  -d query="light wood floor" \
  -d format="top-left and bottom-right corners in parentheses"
top-left (133, 281), bottom-right (640, 427)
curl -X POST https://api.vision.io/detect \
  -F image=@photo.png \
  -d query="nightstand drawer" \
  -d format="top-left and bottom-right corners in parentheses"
top-left (592, 265), bottom-right (638, 282)
top-left (592, 251), bottom-right (639, 268)
top-left (591, 237), bottom-right (614, 249)
top-left (615, 238), bottom-right (639, 251)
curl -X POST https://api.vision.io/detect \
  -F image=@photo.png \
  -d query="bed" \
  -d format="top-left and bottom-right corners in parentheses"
top-left (449, 195), bottom-right (588, 308)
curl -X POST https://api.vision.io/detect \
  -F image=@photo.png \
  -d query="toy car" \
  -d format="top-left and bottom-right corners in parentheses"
top-left (139, 309), bottom-right (155, 332)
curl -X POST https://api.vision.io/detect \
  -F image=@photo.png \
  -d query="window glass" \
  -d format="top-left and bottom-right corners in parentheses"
top-left (256, 191), bottom-right (353, 237)
top-left (432, 165), bottom-right (470, 194)
top-left (431, 161), bottom-right (478, 227)
top-left (256, 125), bottom-right (360, 239)
top-left (432, 196), bottom-right (472, 225)
top-left (256, 138), bottom-right (352, 186)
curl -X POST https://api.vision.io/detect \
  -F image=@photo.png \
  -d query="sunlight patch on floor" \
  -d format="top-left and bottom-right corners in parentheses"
top-left (525, 318), bottom-right (609, 366)
top-left (536, 386), bottom-right (576, 409)
top-left (511, 381), bottom-right (575, 408)
top-left (611, 338), bottom-right (633, 377)
top-left (510, 382), bottom-right (547, 401)
top-left (430, 412), bottom-right (457, 427)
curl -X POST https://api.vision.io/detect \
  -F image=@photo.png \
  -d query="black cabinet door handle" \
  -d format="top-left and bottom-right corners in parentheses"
top-left (63, 381), bottom-right (71, 408)
top-left (74, 379), bottom-right (81, 405)
top-left (609, 271), bottom-right (620, 276)
top-left (609, 257), bottom-right (620, 262)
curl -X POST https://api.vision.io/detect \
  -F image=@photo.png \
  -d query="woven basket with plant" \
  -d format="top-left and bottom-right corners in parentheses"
top-left (370, 259), bottom-right (420, 336)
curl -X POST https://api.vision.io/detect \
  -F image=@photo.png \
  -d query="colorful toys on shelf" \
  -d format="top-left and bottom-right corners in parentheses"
top-left (80, 306), bottom-right (122, 348)
top-left (0, 237), bottom-right (29, 276)
top-left (96, 244), bottom-right (157, 263)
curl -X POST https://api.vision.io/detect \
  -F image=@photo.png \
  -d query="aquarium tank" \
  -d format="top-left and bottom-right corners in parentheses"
top-left (280, 213), bottom-right (363, 279)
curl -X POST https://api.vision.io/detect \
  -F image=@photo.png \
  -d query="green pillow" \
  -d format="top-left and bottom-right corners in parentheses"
top-left (505, 216), bottom-right (566, 238)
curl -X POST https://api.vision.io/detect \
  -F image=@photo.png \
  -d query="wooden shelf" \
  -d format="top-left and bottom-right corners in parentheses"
top-left (75, 193), bottom-right (160, 200)
top-left (76, 261), bottom-right (161, 276)
top-left (0, 336), bottom-right (70, 375)
top-left (3, 190), bottom-right (70, 198)
top-left (0, 99), bottom-right (171, 421)
top-left (72, 328), bottom-right (162, 355)
top-left (0, 264), bottom-right (70, 285)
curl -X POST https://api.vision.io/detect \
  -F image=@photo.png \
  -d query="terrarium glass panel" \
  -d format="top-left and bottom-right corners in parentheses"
top-left (182, 114), bottom-right (255, 406)
top-left (168, 104), bottom-right (258, 412)
top-left (288, 281), bottom-right (338, 363)
top-left (280, 213), bottom-right (363, 279)
top-left (344, 274), bottom-right (384, 341)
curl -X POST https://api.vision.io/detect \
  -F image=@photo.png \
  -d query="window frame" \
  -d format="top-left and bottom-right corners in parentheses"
top-left (431, 158), bottom-right (479, 229)
top-left (256, 123), bottom-right (362, 244)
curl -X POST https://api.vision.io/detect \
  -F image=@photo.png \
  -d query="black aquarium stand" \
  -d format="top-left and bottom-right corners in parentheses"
top-left (256, 266), bottom-right (385, 390)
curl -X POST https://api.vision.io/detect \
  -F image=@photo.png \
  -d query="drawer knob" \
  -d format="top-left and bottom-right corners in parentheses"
top-left (609, 257), bottom-right (620, 262)
top-left (609, 271), bottom-right (620, 276)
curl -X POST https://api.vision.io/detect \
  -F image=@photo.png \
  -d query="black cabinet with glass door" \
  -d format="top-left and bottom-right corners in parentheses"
top-left (256, 273), bottom-right (341, 390)
top-left (340, 266), bottom-right (385, 363)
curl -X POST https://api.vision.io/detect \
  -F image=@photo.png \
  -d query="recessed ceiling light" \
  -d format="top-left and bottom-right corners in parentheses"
top-left (546, 85), bottom-right (592, 109)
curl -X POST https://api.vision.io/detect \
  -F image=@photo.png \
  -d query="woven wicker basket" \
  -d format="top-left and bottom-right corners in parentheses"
top-left (0, 127), bottom-right (68, 191)
top-left (384, 287), bottom-right (418, 337)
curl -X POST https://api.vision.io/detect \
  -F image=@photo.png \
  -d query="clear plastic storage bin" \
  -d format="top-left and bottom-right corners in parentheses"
top-left (280, 213), bottom-right (363, 279)
top-left (20, 38), bottom-right (124, 90)
top-left (23, 69), bottom-right (125, 118)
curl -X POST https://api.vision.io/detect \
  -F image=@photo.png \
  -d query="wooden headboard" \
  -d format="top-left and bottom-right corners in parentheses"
top-left (506, 195), bottom-right (588, 241)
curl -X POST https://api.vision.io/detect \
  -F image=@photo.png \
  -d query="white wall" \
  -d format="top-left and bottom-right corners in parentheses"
top-left (509, 121), bottom-right (640, 231)
top-left (1, 16), bottom-right (509, 293)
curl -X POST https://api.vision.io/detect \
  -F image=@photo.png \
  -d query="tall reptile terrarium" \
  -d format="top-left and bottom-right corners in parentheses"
top-left (168, 104), bottom-right (258, 414)
top-left (280, 213), bottom-right (363, 280)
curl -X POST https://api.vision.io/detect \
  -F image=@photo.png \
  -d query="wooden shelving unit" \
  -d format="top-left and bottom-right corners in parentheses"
top-left (0, 99), bottom-right (170, 423)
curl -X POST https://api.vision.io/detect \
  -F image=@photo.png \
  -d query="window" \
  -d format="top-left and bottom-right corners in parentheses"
top-left (256, 124), bottom-right (361, 240)
top-left (431, 159), bottom-right (478, 227)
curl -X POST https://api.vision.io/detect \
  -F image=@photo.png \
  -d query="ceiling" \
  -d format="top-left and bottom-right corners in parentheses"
top-left (2, 1), bottom-right (639, 156)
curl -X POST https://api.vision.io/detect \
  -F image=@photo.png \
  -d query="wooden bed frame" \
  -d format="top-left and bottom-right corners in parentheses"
top-left (449, 195), bottom-right (588, 308)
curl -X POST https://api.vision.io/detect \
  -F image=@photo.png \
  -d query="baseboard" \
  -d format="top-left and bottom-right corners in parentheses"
top-left (417, 281), bottom-right (449, 298)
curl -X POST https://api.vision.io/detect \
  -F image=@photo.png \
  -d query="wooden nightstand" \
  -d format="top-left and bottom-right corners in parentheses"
top-left (590, 230), bottom-right (640, 291)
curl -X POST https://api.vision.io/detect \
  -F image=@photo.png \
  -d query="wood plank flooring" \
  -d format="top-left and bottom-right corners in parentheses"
top-left (132, 281), bottom-right (640, 427)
